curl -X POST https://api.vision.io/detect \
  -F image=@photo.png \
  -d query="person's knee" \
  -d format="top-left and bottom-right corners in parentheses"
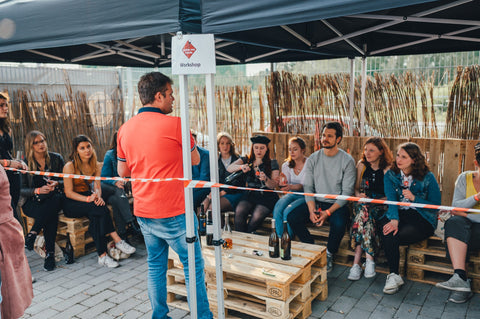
top-left (445, 215), bottom-right (467, 232)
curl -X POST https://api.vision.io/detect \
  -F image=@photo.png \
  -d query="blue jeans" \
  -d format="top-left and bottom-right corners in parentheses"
top-left (137, 214), bottom-right (213, 319)
top-left (287, 201), bottom-right (350, 254)
top-left (272, 194), bottom-right (304, 237)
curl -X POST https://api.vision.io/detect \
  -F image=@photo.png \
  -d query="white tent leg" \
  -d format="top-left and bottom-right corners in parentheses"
top-left (360, 56), bottom-right (367, 137)
top-left (349, 58), bottom-right (355, 136)
top-left (205, 73), bottom-right (225, 319)
top-left (179, 74), bottom-right (198, 319)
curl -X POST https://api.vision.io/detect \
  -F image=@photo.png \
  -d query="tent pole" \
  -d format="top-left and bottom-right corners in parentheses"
top-left (349, 58), bottom-right (355, 136)
top-left (179, 74), bottom-right (198, 319)
top-left (205, 73), bottom-right (226, 319)
top-left (360, 56), bottom-right (367, 137)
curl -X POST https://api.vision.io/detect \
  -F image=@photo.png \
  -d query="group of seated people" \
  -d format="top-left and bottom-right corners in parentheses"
top-left (17, 131), bottom-right (138, 271)
top-left (196, 122), bottom-right (479, 303)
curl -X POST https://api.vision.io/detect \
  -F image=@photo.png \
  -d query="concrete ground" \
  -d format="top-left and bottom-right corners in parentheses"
top-left (20, 239), bottom-right (480, 319)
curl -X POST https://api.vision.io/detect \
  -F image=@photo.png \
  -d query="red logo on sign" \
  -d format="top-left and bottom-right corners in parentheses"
top-left (182, 41), bottom-right (196, 59)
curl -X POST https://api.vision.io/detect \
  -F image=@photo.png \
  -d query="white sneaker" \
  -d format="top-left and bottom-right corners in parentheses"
top-left (383, 273), bottom-right (404, 294)
top-left (115, 240), bottom-right (136, 254)
top-left (98, 254), bottom-right (119, 268)
top-left (364, 259), bottom-right (376, 278)
top-left (348, 264), bottom-right (362, 280)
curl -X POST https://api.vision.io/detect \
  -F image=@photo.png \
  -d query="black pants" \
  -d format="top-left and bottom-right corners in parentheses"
top-left (444, 215), bottom-right (480, 260)
top-left (63, 194), bottom-right (115, 256)
top-left (288, 201), bottom-right (350, 254)
top-left (101, 184), bottom-right (134, 236)
top-left (7, 170), bottom-right (21, 222)
top-left (379, 209), bottom-right (434, 274)
top-left (22, 192), bottom-right (63, 252)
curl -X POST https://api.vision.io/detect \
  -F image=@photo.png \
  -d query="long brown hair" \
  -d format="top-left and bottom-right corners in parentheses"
top-left (217, 132), bottom-right (237, 157)
top-left (391, 142), bottom-right (429, 180)
top-left (286, 136), bottom-right (306, 168)
top-left (69, 135), bottom-right (97, 175)
top-left (0, 93), bottom-right (11, 134)
top-left (246, 143), bottom-right (273, 177)
top-left (361, 137), bottom-right (393, 170)
top-left (25, 130), bottom-right (51, 171)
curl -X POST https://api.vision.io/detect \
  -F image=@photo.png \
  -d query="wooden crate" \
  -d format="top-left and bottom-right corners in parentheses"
top-left (56, 214), bottom-right (95, 258)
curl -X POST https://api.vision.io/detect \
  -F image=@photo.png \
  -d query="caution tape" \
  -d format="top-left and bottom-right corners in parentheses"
top-left (5, 166), bottom-right (480, 214)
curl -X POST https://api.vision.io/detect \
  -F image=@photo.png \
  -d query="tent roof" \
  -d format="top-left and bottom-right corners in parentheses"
top-left (0, 0), bottom-right (478, 66)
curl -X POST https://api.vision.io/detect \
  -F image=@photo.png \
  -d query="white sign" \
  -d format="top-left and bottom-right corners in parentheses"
top-left (172, 34), bottom-right (216, 75)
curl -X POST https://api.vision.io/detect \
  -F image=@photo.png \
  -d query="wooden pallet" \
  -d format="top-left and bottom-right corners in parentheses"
top-left (57, 214), bottom-right (95, 258)
top-left (168, 231), bottom-right (327, 318)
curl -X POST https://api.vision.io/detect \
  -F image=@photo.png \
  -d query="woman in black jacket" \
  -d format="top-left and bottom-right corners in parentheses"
top-left (21, 130), bottom-right (65, 271)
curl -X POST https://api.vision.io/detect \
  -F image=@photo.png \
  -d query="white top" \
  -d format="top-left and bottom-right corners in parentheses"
top-left (281, 157), bottom-right (309, 185)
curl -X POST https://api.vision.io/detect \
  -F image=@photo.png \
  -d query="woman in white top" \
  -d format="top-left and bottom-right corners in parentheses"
top-left (272, 137), bottom-right (308, 236)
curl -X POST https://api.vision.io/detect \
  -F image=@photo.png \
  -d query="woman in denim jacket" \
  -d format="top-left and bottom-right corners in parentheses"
top-left (380, 142), bottom-right (441, 295)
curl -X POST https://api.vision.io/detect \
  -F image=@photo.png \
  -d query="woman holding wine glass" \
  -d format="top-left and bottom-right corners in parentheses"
top-left (227, 135), bottom-right (279, 233)
top-left (347, 137), bottom-right (392, 281)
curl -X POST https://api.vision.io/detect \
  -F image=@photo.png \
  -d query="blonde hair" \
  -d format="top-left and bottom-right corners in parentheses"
top-left (217, 132), bottom-right (236, 157)
top-left (25, 130), bottom-right (50, 171)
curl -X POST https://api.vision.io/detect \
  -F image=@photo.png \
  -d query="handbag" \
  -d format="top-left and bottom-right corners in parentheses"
top-left (33, 235), bottom-right (64, 262)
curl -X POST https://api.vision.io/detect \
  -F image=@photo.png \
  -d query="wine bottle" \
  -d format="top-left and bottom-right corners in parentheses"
top-left (199, 204), bottom-right (206, 236)
top-left (223, 212), bottom-right (232, 249)
top-left (268, 218), bottom-right (279, 258)
top-left (280, 221), bottom-right (291, 260)
top-left (206, 210), bottom-right (213, 246)
top-left (225, 163), bottom-right (252, 183)
top-left (65, 233), bottom-right (75, 264)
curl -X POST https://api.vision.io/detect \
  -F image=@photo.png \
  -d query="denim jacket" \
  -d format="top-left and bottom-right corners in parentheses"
top-left (383, 169), bottom-right (441, 229)
top-left (101, 149), bottom-right (118, 186)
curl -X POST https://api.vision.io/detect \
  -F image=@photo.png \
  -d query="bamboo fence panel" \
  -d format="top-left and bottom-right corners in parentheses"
top-left (8, 82), bottom-right (123, 161)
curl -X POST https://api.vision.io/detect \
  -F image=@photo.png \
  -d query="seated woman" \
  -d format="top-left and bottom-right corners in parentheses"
top-left (381, 142), bottom-right (441, 294)
top-left (435, 142), bottom-right (480, 303)
top-left (227, 135), bottom-right (279, 233)
top-left (201, 132), bottom-right (244, 212)
top-left (272, 137), bottom-right (308, 237)
top-left (21, 131), bottom-right (65, 271)
top-left (63, 135), bottom-right (135, 268)
top-left (348, 137), bottom-right (392, 281)
top-left (101, 132), bottom-right (140, 239)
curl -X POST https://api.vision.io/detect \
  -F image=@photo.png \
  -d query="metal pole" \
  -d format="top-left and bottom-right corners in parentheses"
top-left (205, 73), bottom-right (225, 319)
top-left (348, 58), bottom-right (355, 136)
top-left (360, 56), bottom-right (367, 137)
top-left (179, 74), bottom-right (198, 319)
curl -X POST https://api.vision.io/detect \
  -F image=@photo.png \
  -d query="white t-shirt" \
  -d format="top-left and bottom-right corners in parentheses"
top-left (281, 157), bottom-right (309, 185)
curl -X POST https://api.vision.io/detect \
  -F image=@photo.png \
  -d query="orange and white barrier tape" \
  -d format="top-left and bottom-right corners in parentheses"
top-left (6, 167), bottom-right (480, 214)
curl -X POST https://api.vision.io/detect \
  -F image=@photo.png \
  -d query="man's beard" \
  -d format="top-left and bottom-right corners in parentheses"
top-left (321, 142), bottom-right (336, 149)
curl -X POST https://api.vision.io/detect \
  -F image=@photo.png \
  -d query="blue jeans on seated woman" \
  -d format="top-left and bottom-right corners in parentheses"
top-left (273, 193), bottom-right (305, 237)
top-left (137, 214), bottom-right (213, 319)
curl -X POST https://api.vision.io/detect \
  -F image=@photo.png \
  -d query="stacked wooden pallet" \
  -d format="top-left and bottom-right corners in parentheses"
top-left (56, 214), bottom-right (95, 258)
top-left (168, 231), bottom-right (327, 319)
top-left (407, 235), bottom-right (480, 293)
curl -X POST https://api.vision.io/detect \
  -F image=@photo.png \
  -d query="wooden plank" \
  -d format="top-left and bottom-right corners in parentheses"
top-left (464, 139), bottom-right (480, 171)
top-left (442, 139), bottom-right (462, 205)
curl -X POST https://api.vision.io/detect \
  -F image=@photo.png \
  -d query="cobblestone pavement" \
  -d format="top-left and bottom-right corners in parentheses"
top-left (21, 240), bottom-right (480, 319)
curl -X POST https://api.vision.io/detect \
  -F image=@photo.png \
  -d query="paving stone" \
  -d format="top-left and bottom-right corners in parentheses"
top-left (342, 278), bottom-right (371, 299)
top-left (370, 304), bottom-right (396, 319)
top-left (394, 303), bottom-right (421, 319)
top-left (28, 307), bottom-right (59, 319)
top-left (355, 292), bottom-right (382, 312)
top-left (82, 279), bottom-right (118, 295)
top-left (311, 299), bottom-right (333, 317)
top-left (57, 283), bottom-right (93, 299)
top-left (75, 300), bottom-right (116, 319)
top-left (330, 296), bottom-right (358, 314)
top-left (344, 307), bottom-right (371, 319)
top-left (320, 310), bottom-right (346, 319)
top-left (50, 293), bottom-right (89, 311)
top-left (106, 297), bottom-right (143, 316)
top-left (122, 309), bottom-right (145, 319)
top-left (81, 289), bottom-right (117, 307)
top-left (50, 304), bottom-right (88, 319)
top-left (133, 300), bottom-right (152, 313)
top-left (138, 310), bottom-right (153, 319)
top-left (107, 287), bottom-right (143, 303)
top-left (403, 283), bottom-right (431, 306)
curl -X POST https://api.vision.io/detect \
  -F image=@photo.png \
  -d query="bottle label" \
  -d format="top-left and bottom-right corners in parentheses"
top-left (269, 246), bottom-right (275, 252)
top-left (206, 224), bottom-right (213, 233)
top-left (280, 248), bottom-right (284, 258)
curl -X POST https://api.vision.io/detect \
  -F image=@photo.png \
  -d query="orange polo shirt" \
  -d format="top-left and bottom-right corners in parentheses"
top-left (117, 107), bottom-right (195, 219)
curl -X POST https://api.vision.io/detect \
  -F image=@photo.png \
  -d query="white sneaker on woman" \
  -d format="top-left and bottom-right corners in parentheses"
top-left (115, 240), bottom-right (136, 254)
top-left (383, 273), bottom-right (404, 294)
top-left (98, 254), bottom-right (119, 268)
top-left (364, 259), bottom-right (376, 278)
top-left (348, 264), bottom-right (362, 280)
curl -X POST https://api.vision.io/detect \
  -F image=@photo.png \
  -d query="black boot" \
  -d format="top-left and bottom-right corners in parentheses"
top-left (44, 251), bottom-right (55, 271)
top-left (25, 232), bottom-right (37, 251)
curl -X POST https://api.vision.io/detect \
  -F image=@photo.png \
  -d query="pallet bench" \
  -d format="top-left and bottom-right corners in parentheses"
top-left (168, 231), bottom-right (327, 319)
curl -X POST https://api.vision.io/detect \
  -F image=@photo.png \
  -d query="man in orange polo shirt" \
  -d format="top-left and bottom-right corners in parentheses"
top-left (117, 72), bottom-right (212, 319)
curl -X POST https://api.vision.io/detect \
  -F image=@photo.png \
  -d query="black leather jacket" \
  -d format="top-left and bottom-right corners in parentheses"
top-left (20, 152), bottom-right (65, 199)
